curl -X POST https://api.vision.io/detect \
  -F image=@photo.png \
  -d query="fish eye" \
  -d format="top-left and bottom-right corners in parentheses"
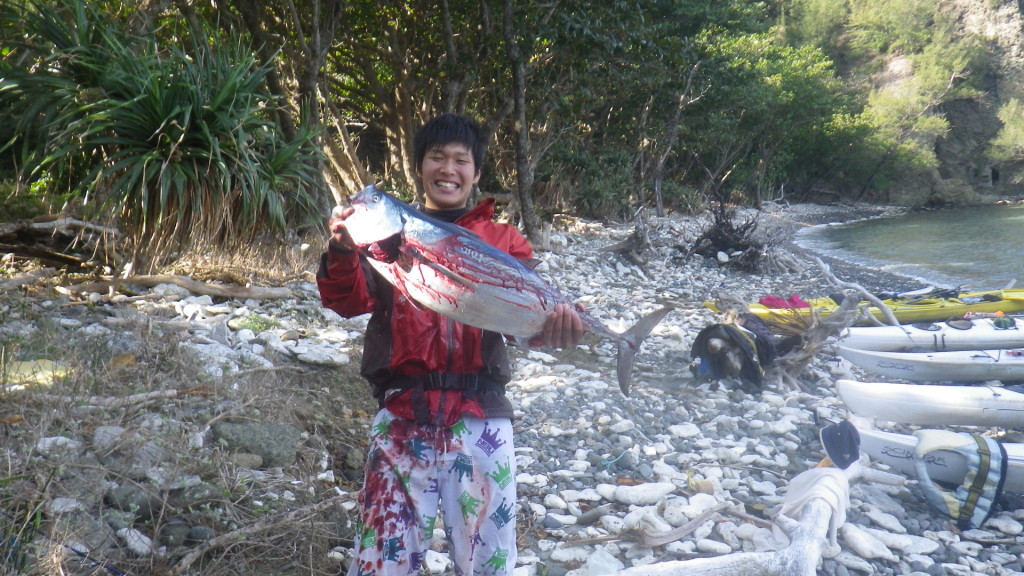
top-left (371, 193), bottom-right (381, 202)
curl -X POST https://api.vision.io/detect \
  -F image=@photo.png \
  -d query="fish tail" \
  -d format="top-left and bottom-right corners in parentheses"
top-left (616, 307), bottom-right (674, 396)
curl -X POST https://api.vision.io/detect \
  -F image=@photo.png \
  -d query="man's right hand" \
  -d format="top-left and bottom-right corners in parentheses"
top-left (328, 205), bottom-right (356, 251)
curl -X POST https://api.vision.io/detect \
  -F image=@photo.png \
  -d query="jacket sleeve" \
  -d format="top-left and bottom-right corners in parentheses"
top-left (501, 224), bottom-right (534, 261)
top-left (491, 223), bottom-right (532, 261)
top-left (316, 245), bottom-right (377, 317)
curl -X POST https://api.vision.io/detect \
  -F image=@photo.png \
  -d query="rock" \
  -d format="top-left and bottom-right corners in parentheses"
top-left (695, 538), bottom-right (732, 554)
top-left (117, 527), bottom-right (154, 556)
top-left (212, 421), bottom-right (302, 468)
top-left (841, 523), bottom-right (898, 562)
top-left (105, 485), bottom-right (160, 520)
top-left (47, 497), bottom-right (83, 515)
top-left (585, 546), bottom-right (624, 575)
top-left (36, 436), bottom-right (83, 456)
top-left (611, 482), bottom-right (675, 506)
top-left (158, 517), bottom-right (192, 547)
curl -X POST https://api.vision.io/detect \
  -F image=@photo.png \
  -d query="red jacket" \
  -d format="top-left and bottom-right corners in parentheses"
top-left (317, 198), bottom-right (532, 424)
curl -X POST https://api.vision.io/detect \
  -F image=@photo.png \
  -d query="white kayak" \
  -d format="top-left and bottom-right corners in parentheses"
top-left (857, 425), bottom-right (1024, 493)
top-left (837, 345), bottom-right (1024, 382)
top-left (837, 316), bottom-right (1024, 352)
top-left (837, 379), bottom-right (1024, 427)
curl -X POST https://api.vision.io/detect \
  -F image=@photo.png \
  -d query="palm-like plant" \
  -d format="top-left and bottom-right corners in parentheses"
top-left (1, 0), bottom-right (322, 270)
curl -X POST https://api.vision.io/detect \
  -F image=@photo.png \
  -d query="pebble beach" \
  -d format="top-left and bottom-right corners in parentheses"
top-left (5, 200), bottom-right (1023, 576)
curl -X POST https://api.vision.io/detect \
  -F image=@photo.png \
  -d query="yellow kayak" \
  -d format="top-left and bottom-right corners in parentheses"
top-left (704, 289), bottom-right (1024, 325)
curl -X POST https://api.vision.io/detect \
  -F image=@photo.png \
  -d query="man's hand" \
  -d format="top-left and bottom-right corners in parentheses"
top-left (328, 205), bottom-right (356, 251)
top-left (542, 303), bottom-right (584, 349)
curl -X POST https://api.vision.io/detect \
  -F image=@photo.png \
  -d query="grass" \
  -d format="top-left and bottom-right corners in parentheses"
top-left (0, 241), bottom-right (379, 576)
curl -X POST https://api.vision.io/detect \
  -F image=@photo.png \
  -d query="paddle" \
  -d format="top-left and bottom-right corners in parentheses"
top-left (899, 285), bottom-right (961, 306)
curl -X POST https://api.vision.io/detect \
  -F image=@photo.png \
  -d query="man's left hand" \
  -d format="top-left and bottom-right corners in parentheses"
top-left (542, 303), bottom-right (584, 349)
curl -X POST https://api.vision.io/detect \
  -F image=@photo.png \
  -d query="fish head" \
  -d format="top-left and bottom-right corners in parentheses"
top-left (339, 185), bottom-right (406, 246)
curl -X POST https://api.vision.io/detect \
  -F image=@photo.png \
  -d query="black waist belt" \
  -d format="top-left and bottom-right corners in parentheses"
top-left (388, 372), bottom-right (504, 392)
top-left (382, 372), bottom-right (505, 425)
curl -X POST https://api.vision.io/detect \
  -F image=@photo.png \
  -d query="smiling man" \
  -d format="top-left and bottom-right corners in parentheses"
top-left (318, 113), bottom-right (583, 576)
top-left (416, 131), bottom-right (480, 210)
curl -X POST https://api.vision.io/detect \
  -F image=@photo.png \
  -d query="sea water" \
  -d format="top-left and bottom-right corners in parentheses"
top-left (795, 203), bottom-right (1024, 290)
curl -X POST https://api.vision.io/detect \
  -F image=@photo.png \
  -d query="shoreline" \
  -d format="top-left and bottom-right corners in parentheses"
top-left (754, 202), bottom-right (929, 295)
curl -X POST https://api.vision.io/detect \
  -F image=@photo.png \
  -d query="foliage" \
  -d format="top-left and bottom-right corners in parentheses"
top-left (680, 30), bottom-right (852, 204)
top-left (846, 0), bottom-right (937, 56)
top-left (778, 0), bottom-right (992, 199)
top-left (988, 98), bottom-right (1024, 183)
top-left (538, 145), bottom-right (636, 220)
top-left (783, 0), bottom-right (850, 56)
top-left (0, 0), bottom-right (322, 270)
top-left (0, 0), bottom-right (1011, 257)
top-left (910, 21), bottom-right (988, 99)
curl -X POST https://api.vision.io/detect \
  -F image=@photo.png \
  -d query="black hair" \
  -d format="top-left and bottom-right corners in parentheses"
top-left (412, 113), bottom-right (485, 173)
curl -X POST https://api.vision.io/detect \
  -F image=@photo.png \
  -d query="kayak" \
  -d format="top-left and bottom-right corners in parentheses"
top-left (856, 426), bottom-right (1024, 493)
top-left (837, 316), bottom-right (1024, 352)
top-left (837, 345), bottom-right (1024, 382)
top-left (705, 289), bottom-right (1024, 325)
top-left (836, 379), bottom-right (1024, 427)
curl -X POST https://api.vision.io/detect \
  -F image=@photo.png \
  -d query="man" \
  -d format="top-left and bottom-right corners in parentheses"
top-left (318, 113), bottom-right (582, 576)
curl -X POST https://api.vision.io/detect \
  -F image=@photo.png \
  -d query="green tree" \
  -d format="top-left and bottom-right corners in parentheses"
top-left (783, 0), bottom-right (850, 56)
top-left (0, 0), bottom-right (321, 269)
top-left (847, 0), bottom-right (936, 56)
top-left (988, 98), bottom-right (1024, 183)
top-left (677, 30), bottom-right (850, 206)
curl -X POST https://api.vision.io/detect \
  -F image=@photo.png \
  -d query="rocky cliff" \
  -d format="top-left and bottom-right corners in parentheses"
top-left (872, 0), bottom-right (1024, 205)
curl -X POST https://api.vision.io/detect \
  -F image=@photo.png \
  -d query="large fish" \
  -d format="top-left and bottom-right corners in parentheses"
top-left (336, 185), bottom-right (672, 395)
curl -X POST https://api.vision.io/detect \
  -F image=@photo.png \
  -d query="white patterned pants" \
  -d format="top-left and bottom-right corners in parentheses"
top-left (347, 410), bottom-right (518, 576)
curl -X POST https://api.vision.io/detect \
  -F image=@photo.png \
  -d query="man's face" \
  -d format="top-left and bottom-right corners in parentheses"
top-left (418, 142), bottom-right (480, 210)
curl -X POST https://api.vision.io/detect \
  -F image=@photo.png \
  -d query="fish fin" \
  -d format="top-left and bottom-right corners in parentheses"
top-left (616, 307), bottom-right (674, 396)
top-left (521, 257), bottom-right (544, 271)
top-left (400, 245), bottom-right (479, 291)
top-left (506, 335), bottom-right (530, 348)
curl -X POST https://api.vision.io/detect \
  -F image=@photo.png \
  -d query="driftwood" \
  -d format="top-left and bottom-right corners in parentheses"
top-left (642, 501), bottom-right (734, 547)
top-left (812, 257), bottom-right (901, 327)
top-left (18, 386), bottom-right (213, 409)
top-left (618, 463), bottom-right (905, 576)
top-left (0, 217), bottom-right (120, 238)
top-left (763, 295), bottom-right (860, 391)
top-left (0, 217), bottom-right (120, 268)
top-left (0, 242), bottom-right (87, 267)
top-left (69, 274), bottom-right (292, 300)
top-left (601, 208), bottom-right (652, 277)
top-left (1, 267), bottom-right (55, 291)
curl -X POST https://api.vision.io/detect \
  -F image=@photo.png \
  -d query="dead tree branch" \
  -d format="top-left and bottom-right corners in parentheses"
top-left (69, 274), bottom-right (292, 300)
top-left (169, 494), bottom-right (350, 575)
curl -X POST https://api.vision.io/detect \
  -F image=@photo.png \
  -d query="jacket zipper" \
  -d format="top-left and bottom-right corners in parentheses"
top-left (435, 315), bottom-right (455, 427)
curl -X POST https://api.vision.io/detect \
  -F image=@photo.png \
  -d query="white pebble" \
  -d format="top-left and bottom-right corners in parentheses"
top-left (612, 482), bottom-right (676, 506)
top-left (984, 515), bottom-right (1024, 535)
top-left (544, 494), bottom-right (567, 510)
top-left (840, 523), bottom-right (897, 562)
top-left (862, 507), bottom-right (906, 533)
top-left (695, 538), bottom-right (732, 554)
top-left (117, 528), bottom-right (154, 556)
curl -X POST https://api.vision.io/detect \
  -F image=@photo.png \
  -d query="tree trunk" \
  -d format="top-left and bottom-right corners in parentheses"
top-left (321, 90), bottom-right (373, 204)
top-left (226, 0), bottom-right (297, 142)
top-left (503, 0), bottom-right (543, 244)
